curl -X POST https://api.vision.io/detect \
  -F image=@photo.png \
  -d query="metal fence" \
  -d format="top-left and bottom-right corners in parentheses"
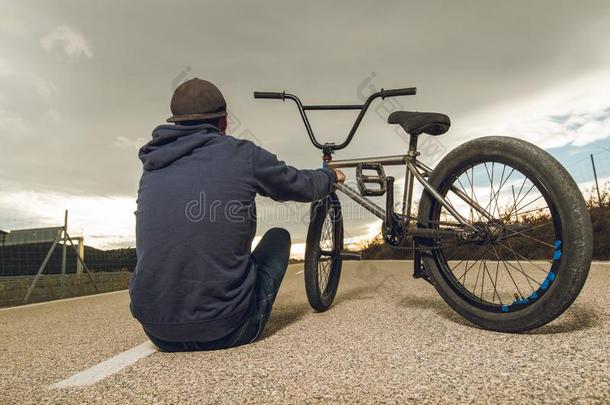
top-left (0, 210), bottom-right (136, 303)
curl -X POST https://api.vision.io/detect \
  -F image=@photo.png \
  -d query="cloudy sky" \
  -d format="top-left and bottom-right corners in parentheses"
top-left (1, 0), bottom-right (610, 254)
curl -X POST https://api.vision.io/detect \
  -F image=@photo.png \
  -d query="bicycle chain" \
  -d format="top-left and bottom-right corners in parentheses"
top-left (384, 220), bottom-right (479, 252)
top-left (392, 237), bottom-right (474, 252)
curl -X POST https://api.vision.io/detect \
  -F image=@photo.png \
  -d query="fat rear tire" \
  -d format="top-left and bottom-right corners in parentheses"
top-left (418, 136), bottom-right (592, 332)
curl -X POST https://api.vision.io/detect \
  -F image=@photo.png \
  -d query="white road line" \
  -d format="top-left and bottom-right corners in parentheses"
top-left (296, 270), bottom-right (304, 275)
top-left (50, 341), bottom-right (157, 389)
top-left (0, 289), bottom-right (128, 312)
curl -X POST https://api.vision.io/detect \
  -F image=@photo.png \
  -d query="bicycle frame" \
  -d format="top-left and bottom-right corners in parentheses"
top-left (253, 89), bottom-right (495, 236)
top-left (328, 151), bottom-right (482, 235)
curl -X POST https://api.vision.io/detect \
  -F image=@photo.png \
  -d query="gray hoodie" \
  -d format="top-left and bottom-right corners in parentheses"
top-left (129, 124), bottom-right (335, 342)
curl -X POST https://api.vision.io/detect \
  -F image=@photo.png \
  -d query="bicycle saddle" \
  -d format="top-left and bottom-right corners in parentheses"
top-left (387, 111), bottom-right (451, 136)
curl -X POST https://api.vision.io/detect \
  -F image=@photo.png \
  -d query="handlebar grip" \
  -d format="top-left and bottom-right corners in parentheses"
top-left (253, 91), bottom-right (286, 100)
top-left (380, 87), bottom-right (417, 99)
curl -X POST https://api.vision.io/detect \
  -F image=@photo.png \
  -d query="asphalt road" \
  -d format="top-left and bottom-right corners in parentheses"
top-left (1, 261), bottom-right (609, 404)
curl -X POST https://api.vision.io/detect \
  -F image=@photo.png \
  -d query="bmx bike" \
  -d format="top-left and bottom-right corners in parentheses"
top-left (254, 87), bottom-right (593, 332)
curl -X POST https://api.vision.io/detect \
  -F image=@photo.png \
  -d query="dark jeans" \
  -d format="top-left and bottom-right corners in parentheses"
top-left (146, 227), bottom-right (291, 352)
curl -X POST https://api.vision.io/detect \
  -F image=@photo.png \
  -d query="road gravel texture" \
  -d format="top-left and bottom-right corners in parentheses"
top-left (1, 261), bottom-right (608, 404)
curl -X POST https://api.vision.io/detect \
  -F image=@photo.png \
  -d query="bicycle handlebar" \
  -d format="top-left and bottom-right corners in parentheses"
top-left (253, 86), bottom-right (417, 152)
top-left (253, 88), bottom-right (416, 101)
top-left (380, 87), bottom-right (417, 98)
top-left (253, 91), bottom-right (285, 100)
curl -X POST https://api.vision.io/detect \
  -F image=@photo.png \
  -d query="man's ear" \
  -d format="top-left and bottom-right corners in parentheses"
top-left (219, 116), bottom-right (228, 133)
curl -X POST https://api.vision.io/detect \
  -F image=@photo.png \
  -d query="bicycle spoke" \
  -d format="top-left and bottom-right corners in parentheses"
top-left (450, 258), bottom-right (467, 273)
top-left (512, 194), bottom-right (545, 217)
top-left (504, 183), bottom-right (536, 220)
top-left (502, 220), bottom-right (553, 240)
top-left (482, 255), bottom-right (502, 305)
top-left (497, 241), bottom-right (552, 269)
top-left (492, 245), bottom-right (526, 300)
top-left (508, 176), bottom-right (528, 218)
top-left (499, 257), bottom-right (542, 290)
top-left (465, 166), bottom-right (483, 222)
top-left (484, 165), bottom-right (514, 217)
top-left (503, 231), bottom-right (554, 249)
top-left (457, 246), bottom-right (490, 283)
top-left (484, 162), bottom-right (502, 219)
top-left (473, 259), bottom-right (482, 298)
top-left (502, 240), bottom-right (537, 293)
top-left (458, 258), bottom-right (478, 282)
top-left (493, 258), bottom-right (502, 305)
top-left (455, 177), bottom-right (470, 199)
top-left (484, 162), bottom-right (495, 220)
top-left (318, 258), bottom-right (331, 293)
top-left (510, 206), bottom-right (551, 217)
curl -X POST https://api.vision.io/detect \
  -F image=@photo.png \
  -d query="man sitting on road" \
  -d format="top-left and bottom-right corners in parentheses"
top-left (129, 78), bottom-right (345, 351)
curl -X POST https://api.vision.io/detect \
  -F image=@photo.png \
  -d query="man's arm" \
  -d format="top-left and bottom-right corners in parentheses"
top-left (252, 145), bottom-right (343, 202)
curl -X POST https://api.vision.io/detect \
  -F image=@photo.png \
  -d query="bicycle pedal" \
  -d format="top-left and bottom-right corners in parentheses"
top-left (356, 163), bottom-right (387, 196)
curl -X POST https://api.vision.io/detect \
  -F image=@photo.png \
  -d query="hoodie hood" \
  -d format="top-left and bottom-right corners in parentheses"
top-left (139, 124), bottom-right (220, 171)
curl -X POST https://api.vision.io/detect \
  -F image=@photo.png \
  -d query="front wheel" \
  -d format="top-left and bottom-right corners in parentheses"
top-left (418, 136), bottom-right (592, 332)
top-left (304, 193), bottom-right (343, 312)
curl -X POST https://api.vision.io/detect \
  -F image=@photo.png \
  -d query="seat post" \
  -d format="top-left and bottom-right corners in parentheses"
top-left (401, 133), bottom-right (420, 219)
top-left (408, 133), bottom-right (419, 156)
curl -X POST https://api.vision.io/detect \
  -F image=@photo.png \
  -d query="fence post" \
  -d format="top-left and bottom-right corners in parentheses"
top-left (590, 154), bottom-right (602, 206)
top-left (24, 231), bottom-right (62, 303)
top-left (75, 237), bottom-right (84, 274)
top-left (66, 234), bottom-right (100, 293)
top-left (60, 209), bottom-right (68, 298)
